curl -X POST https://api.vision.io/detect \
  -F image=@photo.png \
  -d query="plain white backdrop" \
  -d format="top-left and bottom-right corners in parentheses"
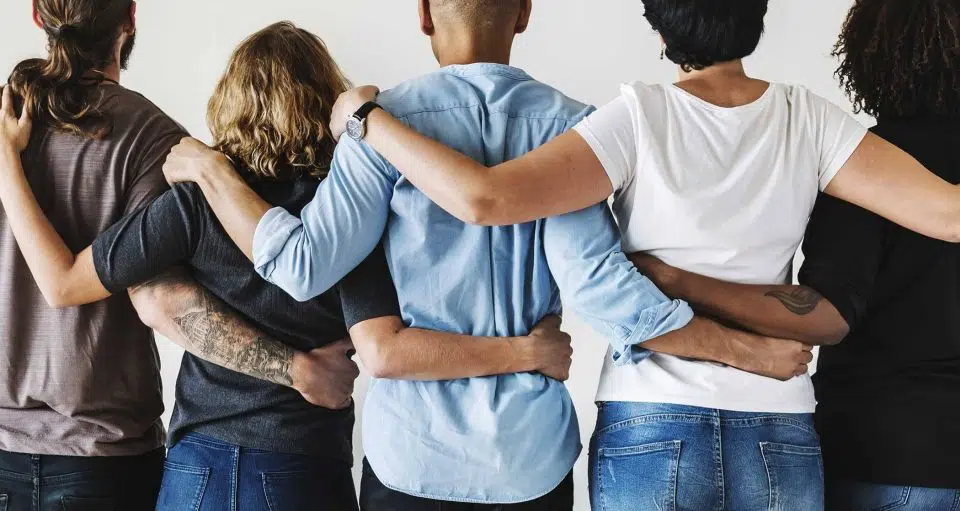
top-left (0, 1), bottom-right (868, 509)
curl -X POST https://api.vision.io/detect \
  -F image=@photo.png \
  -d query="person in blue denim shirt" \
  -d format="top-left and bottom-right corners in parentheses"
top-left (161, 1), bottom-right (813, 509)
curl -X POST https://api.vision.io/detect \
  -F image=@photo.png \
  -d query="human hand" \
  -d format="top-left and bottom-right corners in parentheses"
top-left (734, 335), bottom-right (814, 381)
top-left (291, 338), bottom-right (361, 409)
top-left (162, 137), bottom-right (234, 186)
top-left (330, 85), bottom-right (380, 142)
top-left (525, 315), bottom-right (574, 381)
top-left (0, 86), bottom-right (32, 156)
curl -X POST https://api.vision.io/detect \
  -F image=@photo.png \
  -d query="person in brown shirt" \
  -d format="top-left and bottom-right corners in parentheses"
top-left (0, 2), bottom-right (366, 509)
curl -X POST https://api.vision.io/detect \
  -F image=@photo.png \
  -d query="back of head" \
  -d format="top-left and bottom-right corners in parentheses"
top-left (7, 0), bottom-right (133, 138)
top-left (835, 0), bottom-right (960, 120)
top-left (429, 0), bottom-right (525, 32)
top-left (207, 22), bottom-right (349, 181)
top-left (641, 0), bottom-right (769, 72)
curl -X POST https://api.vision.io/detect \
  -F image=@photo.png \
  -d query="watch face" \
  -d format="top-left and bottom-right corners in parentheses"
top-left (346, 117), bottom-right (365, 141)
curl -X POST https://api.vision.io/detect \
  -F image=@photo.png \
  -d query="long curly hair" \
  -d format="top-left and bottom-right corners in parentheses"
top-left (834, 0), bottom-right (960, 119)
top-left (207, 22), bottom-right (349, 180)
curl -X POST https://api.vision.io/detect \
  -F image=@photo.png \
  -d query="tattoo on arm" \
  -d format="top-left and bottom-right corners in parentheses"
top-left (133, 271), bottom-right (295, 387)
top-left (765, 286), bottom-right (823, 316)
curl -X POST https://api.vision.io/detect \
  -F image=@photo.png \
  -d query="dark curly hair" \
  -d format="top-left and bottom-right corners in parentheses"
top-left (641, 0), bottom-right (769, 72)
top-left (834, 0), bottom-right (960, 120)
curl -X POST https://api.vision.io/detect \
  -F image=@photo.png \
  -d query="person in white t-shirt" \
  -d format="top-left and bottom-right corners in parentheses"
top-left (326, 0), bottom-right (960, 508)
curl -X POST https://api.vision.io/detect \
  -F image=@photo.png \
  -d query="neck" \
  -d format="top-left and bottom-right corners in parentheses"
top-left (677, 60), bottom-right (747, 83)
top-left (434, 29), bottom-right (513, 67)
top-left (99, 61), bottom-right (121, 83)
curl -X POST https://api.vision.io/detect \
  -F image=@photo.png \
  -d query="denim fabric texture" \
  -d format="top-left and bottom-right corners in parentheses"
top-left (0, 448), bottom-right (163, 511)
top-left (589, 402), bottom-right (824, 511)
top-left (827, 481), bottom-right (960, 511)
top-left (156, 433), bottom-right (357, 511)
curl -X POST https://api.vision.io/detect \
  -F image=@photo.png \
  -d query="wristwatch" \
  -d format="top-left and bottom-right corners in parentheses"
top-left (345, 101), bottom-right (382, 141)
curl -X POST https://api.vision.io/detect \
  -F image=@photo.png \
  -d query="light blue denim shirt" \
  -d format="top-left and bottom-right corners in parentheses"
top-left (252, 64), bottom-right (694, 503)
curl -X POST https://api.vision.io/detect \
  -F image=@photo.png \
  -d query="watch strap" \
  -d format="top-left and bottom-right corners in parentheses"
top-left (353, 101), bottom-right (381, 121)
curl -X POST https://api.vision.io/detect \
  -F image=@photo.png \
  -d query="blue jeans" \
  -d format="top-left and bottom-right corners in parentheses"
top-left (589, 402), bottom-right (824, 511)
top-left (156, 433), bottom-right (358, 511)
top-left (827, 482), bottom-right (960, 510)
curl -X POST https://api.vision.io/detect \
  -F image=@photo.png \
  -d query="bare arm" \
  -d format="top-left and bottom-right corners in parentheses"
top-left (128, 270), bottom-right (359, 409)
top-left (632, 254), bottom-right (849, 345)
top-left (825, 132), bottom-right (960, 243)
top-left (644, 317), bottom-right (814, 380)
top-left (349, 315), bottom-right (573, 381)
top-left (329, 88), bottom-right (612, 226)
top-left (0, 146), bottom-right (111, 307)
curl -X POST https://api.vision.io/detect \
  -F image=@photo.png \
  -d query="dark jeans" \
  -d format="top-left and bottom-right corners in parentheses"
top-left (359, 459), bottom-right (573, 511)
top-left (826, 481), bottom-right (960, 511)
top-left (157, 433), bottom-right (357, 511)
top-left (0, 447), bottom-right (164, 511)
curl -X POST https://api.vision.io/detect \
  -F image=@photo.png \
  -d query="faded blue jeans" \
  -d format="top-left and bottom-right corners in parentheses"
top-left (589, 402), bottom-right (824, 511)
top-left (827, 482), bottom-right (960, 510)
top-left (156, 433), bottom-right (358, 511)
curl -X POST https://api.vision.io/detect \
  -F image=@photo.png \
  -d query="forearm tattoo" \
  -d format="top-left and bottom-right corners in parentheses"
top-left (765, 286), bottom-right (823, 316)
top-left (135, 272), bottom-right (295, 387)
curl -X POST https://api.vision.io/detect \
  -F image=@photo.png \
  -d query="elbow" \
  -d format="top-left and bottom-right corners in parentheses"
top-left (800, 323), bottom-right (850, 346)
top-left (42, 289), bottom-right (81, 310)
top-left (354, 337), bottom-right (399, 379)
top-left (452, 194), bottom-right (499, 226)
top-left (127, 287), bottom-right (166, 330)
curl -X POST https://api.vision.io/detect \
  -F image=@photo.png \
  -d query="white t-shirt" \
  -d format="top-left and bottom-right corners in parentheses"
top-left (574, 82), bottom-right (868, 413)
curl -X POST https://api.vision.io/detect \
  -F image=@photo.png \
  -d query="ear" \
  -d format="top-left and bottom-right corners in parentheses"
top-left (127, 1), bottom-right (137, 33)
top-left (515, 0), bottom-right (532, 34)
top-left (419, 0), bottom-right (435, 36)
top-left (32, 1), bottom-right (43, 30)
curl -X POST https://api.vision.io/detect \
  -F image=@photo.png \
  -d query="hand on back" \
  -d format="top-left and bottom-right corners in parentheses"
top-left (291, 338), bottom-right (361, 409)
top-left (0, 86), bottom-right (32, 156)
top-left (525, 315), bottom-right (574, 382)
top-left (162, 136), bottom-right (234, 186)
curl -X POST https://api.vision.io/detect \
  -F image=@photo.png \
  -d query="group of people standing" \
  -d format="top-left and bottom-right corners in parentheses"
top-left (0, 0), bottom-right (957, 510)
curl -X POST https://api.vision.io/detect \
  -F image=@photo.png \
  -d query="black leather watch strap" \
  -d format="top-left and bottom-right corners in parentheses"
top-left (353, 101), bottom-right (381, 121)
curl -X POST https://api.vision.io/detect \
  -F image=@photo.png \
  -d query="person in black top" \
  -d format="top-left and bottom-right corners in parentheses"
top-left (0, 22), bottom-right (573, 511)
top-left (609, 1), bottom-right (960, 509)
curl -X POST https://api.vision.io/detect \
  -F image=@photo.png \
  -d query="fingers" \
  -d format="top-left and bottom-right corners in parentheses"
top-left (19, 98), bottom-right (31, 129)
top-left (799, 350), bottom-right (814, 364)
top-left (329, 337), bottom-right (355, 352)
top-left (1, 86), bottom-right (13, 118)
top-left (794, 364), bottom-right (809, 377)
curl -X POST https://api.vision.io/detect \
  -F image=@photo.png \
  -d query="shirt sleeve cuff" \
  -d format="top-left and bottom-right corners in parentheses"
top-left (573, 121), bottom-right (625, 192)
top-left (611, 299), bottom-right (695, 366)
top-left (820, 124), bottom-right (869, 191)
top-left (253, 206), bottom-right (303, 279)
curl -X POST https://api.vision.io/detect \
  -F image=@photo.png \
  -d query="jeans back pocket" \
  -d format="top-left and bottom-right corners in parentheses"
top-left (592, 440), bottom-right (681, 511)
top-left (156, 461), bottom-right (210, 511)
top-left (760, 442), bottom-right (824, 511)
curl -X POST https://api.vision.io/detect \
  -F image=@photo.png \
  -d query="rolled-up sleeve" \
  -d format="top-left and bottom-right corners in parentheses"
top-left (544, 202), bottom-right (694, 364)
top-left (798, 193), bottom-right (886, 330)
top-left (252, 137), bottom-right (398, 302)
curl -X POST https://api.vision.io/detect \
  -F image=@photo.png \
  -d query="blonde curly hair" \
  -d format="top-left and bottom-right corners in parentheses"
top-left (207, 21), bottom-right (349, 180)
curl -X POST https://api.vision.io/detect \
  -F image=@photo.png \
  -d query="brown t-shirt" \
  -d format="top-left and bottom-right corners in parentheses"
top-left (0, 85), bottom-right (184, 456)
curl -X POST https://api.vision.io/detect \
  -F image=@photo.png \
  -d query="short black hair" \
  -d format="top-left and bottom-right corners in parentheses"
top-left (834, 0), bottom-right (960, 120)
top-left (641, 0), bottom-right (769, 72)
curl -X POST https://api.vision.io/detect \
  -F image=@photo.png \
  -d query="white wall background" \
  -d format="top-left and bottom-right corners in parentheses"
top-left (1, 1), bottom-right (867, 509)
